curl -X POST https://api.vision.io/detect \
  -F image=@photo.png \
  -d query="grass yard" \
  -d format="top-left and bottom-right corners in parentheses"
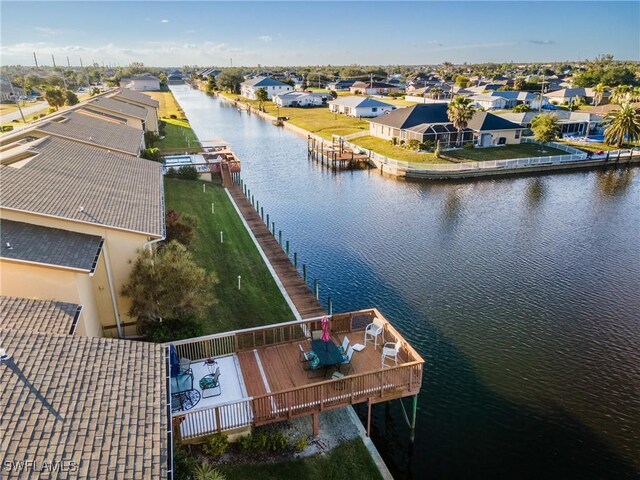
top-left (561, 140), bottom-right (639, 153)
top-left (164, 178), bottom-right (293, 333)
top-left (143, 90), bottom-right (200, 151)
top-left (443, 143), bottom-right (568, 162)
top-left (143, 90), bottom-right (186, 118)
top-left (217, 439), bottom-right (383, 480)
top-left (350, 135), bottom-right (449, 164)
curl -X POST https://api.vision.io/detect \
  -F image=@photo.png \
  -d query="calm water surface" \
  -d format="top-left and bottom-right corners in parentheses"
top-left (171, 85), bottom-right (640, 479)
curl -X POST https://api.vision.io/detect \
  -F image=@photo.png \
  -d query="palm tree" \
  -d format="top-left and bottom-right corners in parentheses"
top-left (593, 83), bottom-right (608, 107)
top-left (604, 103), bottom-right (640, 148)
top-left (447, 95), bottom-right (475, 147)
top-left (610, 85), bottom-right (632, 105)
top-left (430, 87), bottom-right (443, 100)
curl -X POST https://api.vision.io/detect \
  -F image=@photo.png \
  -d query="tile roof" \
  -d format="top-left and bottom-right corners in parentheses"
top-left (369, 104), bottom-right (450, 129)
top-left (466, 112), bottom-right (523, 131)
top-left (0, 296), bottom-right (80, 335)
top-left (329, 96), bottom-right (394, 109)
top-left (241, 76), bottom-right (291, 88)
top-left (35, 111), bottom-right (143, 155)
top-left (0, 136), bottom-right (164, 236)
top-left (1, 219), bottom-right (103, 272)
top-left (0, 330), bottom-right (169, 479)
top-left (111, 88), bottom-right (160, 109)
top-left (84, 97), bottom-right (148, 120)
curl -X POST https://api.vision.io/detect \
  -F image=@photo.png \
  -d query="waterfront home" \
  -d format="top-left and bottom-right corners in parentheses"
top-left (200, 67), bottom-right (222, 79)
top-left (0, 136), bottom-right (164, 338)
top-left (349, 81), bottom-right (402, 95)
top-left (81, 96), bottom-right (152, 132)
top-left (368, 103), bottom-right (523, 147)
top-left (328, 96), bottom-right (396, 118)
top-left (119, 73), bottom-right (160, 91)
top-left (496, 110), bottom-right (605, 137)
top-left (0, 295), bottom-right (169, 477)
top-left (469, 93), bottom-right (510, 110)
top-left (0, 110), bottom-right (145, 156)
top-left (109, 88), bottom-right (160, 133)
top-left (272, 91), bottom-right (329, 107)
top-left (327, 79), bottom-right (356, 91)
top-left (544, 87), bottom-right (598, 105)
top-left (240, 76), bottom-right (293, 100)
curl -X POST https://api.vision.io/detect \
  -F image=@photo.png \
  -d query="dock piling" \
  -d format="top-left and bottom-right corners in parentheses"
top-left (303, 264), bottom-right (307, 282)
top-left (286, 240), bottom-right (290, 255)
top-left (294, 252), bottom-right (298, 268)
top-left (313, 279), bottom-right (319, 299)
top-left (328, 296), bottom-right (333, 315)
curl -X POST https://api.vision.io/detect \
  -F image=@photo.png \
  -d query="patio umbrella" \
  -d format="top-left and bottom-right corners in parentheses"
top-left (169, 344), bottom-right (180, 378)
top-left (321, 316), bottom-right (331, 342)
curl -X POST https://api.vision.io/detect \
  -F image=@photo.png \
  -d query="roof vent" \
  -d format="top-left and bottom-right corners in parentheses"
top-left (0, 348), bottom-right (10, 361)
top-left (79, 206), bottom-right (84, 212)
top-left (5, 242), bottom-right (12, 249)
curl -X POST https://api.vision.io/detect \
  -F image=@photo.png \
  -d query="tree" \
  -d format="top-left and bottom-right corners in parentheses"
top-left (514, 77), bottom-right (526, 91)
top-left (329, 90), bottom-right (338, 99)
top-left (165, 210), bottom-right (198, 247)
top-left (593, 83), bottom-right (608, 106)
top-left (64, 90), bottom-right (79, 106)
top-left (531, 113), bottom-right (560, 143)
top-left (158, 72), bottom-right (168, 85)
top-left (121, 241), bottom-right (217, 325)
top-left (430, 87), bottom-right (443, 100)
top-left (610, 85), bottom-right (632, 105)
top-left (144, 130), bottom-right (160, 148)
top-left (89, 86), bottom-right (101, 96)
top-left (44, 87), bottom-right (66, 110)
top-left (216, 69), bottom-right (244, 93)
top-left (455, 76), bottom-right (470, 88)
top-left (255, 87), bottom-right (268, 112)
top-left (300, 76), bottom-right (308, 91)
top-left (604, 103), bottom-right (640, 148)
top-left (447, 95), bottom-right (475, 147)
top-left (513, 104), bottom-right (531, 113)
top-left (140, 147), bottom-right (162, 162)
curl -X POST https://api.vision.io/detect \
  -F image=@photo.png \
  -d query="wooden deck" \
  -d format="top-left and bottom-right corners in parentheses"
top-left (308, 135), bottom-right (371, 170)
top-left (228, 182), bottom-right (325, 318)
top-left (171, 309), bottom-right (424, 441)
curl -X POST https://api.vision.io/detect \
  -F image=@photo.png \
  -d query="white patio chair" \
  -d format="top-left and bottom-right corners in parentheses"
top-left (339, 336), bottom-right (350, 355)
top-left (381, 341), bottom-right (401, 367)
top-left (364, 317), bottom-right (384, 349)
top-left (339, 345), bottom-right (355, 375)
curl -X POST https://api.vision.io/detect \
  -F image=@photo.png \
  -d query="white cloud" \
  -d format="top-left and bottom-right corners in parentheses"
top-left (257, 35), bottom-right (272, 43)
top-left (35, 27), bottom-right (76, 36)
top-left (161, 19), bottom-right (170, 24)
top-left (529, 39), bottom-right (556, 45)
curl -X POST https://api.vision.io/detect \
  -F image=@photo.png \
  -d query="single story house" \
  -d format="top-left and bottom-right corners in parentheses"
top-left (272, 91), bottom-right (330, 107)
top-left (109, 88), bottom-right (160, 133)
top-left (0, 79), bottom-right (23, 103)
top-left (544, 87), bottom-right (597, 105)
top-left (496, 110), bottom-right (605, 137)
top-left (469, 94), bottom-right (509, 110)
top-left (240, 76), bottom-right (293, 100)
top-left (81, 96), bottom-right (151, 132)
top-left (327, 79), bottom-right (356, 91)
top-left (328, 96), bottom-right (396, 118)
top-left (349, 81), bottom-right (403, 95)
top-left (488, 91), bottom-right (548, 109)
top-left (119, 74), bottom-right (160, 92)
top-left (368, 103), bottom-right (523, 148)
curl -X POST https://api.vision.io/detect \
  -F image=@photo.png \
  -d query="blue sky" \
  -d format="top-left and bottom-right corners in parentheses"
top-left (1, 1), bottom-right (638, 67)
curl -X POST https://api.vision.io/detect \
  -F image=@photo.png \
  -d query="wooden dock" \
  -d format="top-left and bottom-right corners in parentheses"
top-left (308, 135), bottom-right (372, 171)
top-left (228, 181), bottom-right (325, 319)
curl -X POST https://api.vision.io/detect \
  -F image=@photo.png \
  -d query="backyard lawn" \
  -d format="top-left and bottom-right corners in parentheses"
top-left (560, 140), bottom-right (639, 153)
top-left (350, 135), bottom-right (448, 164)
top-left (143, 90), bottom-right (186, 118)
top-left (217, 439), bottom-right (383, 480)
top-left (164, 178), bottom-right (293, 333)
top-left (143, 90), bottom-right (200, 151)
top-left (443, 143), bottom-right (568, 162)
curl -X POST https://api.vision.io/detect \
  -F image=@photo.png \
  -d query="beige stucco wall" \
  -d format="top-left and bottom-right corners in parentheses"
top-left (0, 208), bottom-right (160, 335)
top-left (481, 129), bottom-right (521, 145)
top-left (369, 123), bottom-right (400, 140)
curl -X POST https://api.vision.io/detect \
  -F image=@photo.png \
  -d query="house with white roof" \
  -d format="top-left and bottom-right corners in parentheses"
top-left (272, 91), bottom-right (330, 107)
top-left (119, 74), bottom-right (160, 92)
top-left (240, 76), bottom-right (293, 100)
top-left (328, 96), bottom-right (396, 118)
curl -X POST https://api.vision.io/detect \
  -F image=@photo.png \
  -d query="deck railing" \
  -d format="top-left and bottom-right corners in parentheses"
top-left (175, 397), bottom-right (254, 441)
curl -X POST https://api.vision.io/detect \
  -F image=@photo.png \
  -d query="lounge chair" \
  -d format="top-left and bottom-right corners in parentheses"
top-left (339, 345), bottom-right (354, 375)
top-left (171, 370), bottom-right (194, 394)
top-left (338, 336), bottom-right (350, 355)
top-left (381, 341), bottom-right (401, 367)
top-left (200, 367), bottom-right (222, 398)
top-left (364, 317), bottom-right (385, 349)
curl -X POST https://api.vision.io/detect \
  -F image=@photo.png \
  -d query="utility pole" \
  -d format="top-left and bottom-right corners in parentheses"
top-left (80, 57), bottom-right (83, 68)
top-left (539, 73), bottom-right (544, 112)
top-left (230, 57), bottom-right (233, 68)
top-left (52, 54), bottom-right (56, 68)
top-left (33, 52), bottom-right (38, 68)
top-left (67, 56), bottom-right (70, 67)
top-left (8, 76), bottom-right (26, 123)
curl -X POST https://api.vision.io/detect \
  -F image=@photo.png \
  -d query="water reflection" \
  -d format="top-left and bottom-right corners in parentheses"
top-left (526, 177), bottom-right (545, 207)
top-left (595, 168), bottom-right (635, 198)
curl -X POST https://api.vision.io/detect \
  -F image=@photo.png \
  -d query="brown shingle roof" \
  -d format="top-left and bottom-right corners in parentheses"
top-left (0, 330), bottom-right (169, 478)
top-left (36, 111), bottom-right (143, 155)
top-left (112, 88), bottom-right (160, 108)
top-left (0, 296), bottom-right (80, 335)
top-left (84, 97), bottom-right (148, 120)
top-left (0, 136), bottom-right (164, 236)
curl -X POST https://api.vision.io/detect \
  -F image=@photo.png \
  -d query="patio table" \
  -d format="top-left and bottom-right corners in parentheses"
top-left (311, 339), bottom-right (343, 370)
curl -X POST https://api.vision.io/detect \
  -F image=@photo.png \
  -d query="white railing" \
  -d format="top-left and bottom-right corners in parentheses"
top-left (340, 131), bottom-right (369, 141)
top-left (177, 397), bottom-right (254, 440)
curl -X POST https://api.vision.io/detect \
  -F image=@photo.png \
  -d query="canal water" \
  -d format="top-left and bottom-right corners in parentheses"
top-left (170, 85), bottom-right (640, 479)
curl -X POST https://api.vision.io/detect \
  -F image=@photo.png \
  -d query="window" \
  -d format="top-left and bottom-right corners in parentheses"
top-left (515, 130), bottom-right (520, 139)
top-left (372, 107), bottom-right (378, 112)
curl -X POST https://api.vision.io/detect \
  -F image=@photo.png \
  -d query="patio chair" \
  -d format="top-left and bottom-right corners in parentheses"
top-left (171, 393), bottom-right (183, 412)
top-left (338, 345), bottom-right (354, 375)
top-left (306, 354), bottom-right (324, 379)
top-left (171, 370), bottom-right (194, 394)
top-left (364, 317), bottom-right (385, 349)
top-left (338, 336), bottom-right (350, 355)
top-left (381, 341), bottom-right (401, 368)
top-left (298, 344), bottom-right (316, 363)
top-left (179, 357), bottom-right (192, 376)
top-left (311, 330), bottom-right (323, 341)
top-left (200, 366), bottom-right (222, 398)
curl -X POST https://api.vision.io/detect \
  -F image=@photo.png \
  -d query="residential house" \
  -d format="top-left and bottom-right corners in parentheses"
top-left (368, 103), bottom-right (523, 147)
top-left (349, 82), bottom-right (402, 95)
top-left (328, 96), bottom-right (396, 118)
top-left (119, 73), bottom-right (161, 91)
top-left (200, 68), bottom-right (222, 79)
top-left (0, 79), bottom-right (23, 103)
top-left (496, 110), bottom-right (605, 137)
top-left (488, 91), bottom-right (548, 109)
top-left (109, 88), bottom-right (160, 134)
top-left (81, 96), bottom-right (152, 132)
top-left (0, 136), bottom-right (164, 337)
top-left (0, 297), bottom-right (169, 478)
top-left (240, 76), bottom-right (293, 100)
top-left (469, 94), bottom-right (509, 110)
top-left (326, 79), bottom-right (356, 91)
top-left (272, 91), bottom-right (330, 107)
top-left (0, 110), bottom-right (145, 156)
top-left (544, 87), bottom-right (597, 106)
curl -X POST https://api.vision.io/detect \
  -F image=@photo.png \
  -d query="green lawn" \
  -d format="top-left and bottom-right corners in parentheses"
top-left (164, 178), bottom-right (293, 333)
top-left (143, 90), bottom-right (185, 118)
top-left (350, 135), bottom-right (450, 164)
top-left (561, 140), bottom-right (639, 153)
top-left (217, 439), bottom-right (383, 480)
top-left (443, 143), bottom-right (568, 162)
top-left (157, 118), bottom-right (200, 151)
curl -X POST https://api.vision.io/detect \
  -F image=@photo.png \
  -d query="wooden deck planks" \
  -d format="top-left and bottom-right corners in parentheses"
top-left (229, 184), bottom-right (326, 319)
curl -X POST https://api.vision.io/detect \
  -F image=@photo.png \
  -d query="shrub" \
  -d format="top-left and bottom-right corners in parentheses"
top-left (193, 462), bottom-right (226, 480)
top-left (159, 120), bottom-right (167, 136)
top-left (166, 210), bottom-right (198, 247)
top-left (406, 139), bottom-right (421, 151)
top-left (293, 436), bottom-right (308, 452)
top-left (140, 147), bottom-right (162, 162)
top-left (141, 315), bottom-right (203, 343)
top-left (173, 442), bottom-right (197, 480)
top-left (238, 431), bottom-right (290, 454)
top-left (165, 165), bottom-right (199, 180)
top-left (38, 113), bottom-right (46, 118)
top-left (202, 433), bottom-right (229, 458)
top-left (145, 130), bottom-right (160, 148)
top-left (463, 142), bottom-right (475, 149)
top-left (48, 107), bottom-right (56, 114)
top-left (267, 431), bottom-right (289, 452)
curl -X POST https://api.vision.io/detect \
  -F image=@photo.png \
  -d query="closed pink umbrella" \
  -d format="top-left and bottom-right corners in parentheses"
top-left (321, 316), bottom-right (331, 342)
